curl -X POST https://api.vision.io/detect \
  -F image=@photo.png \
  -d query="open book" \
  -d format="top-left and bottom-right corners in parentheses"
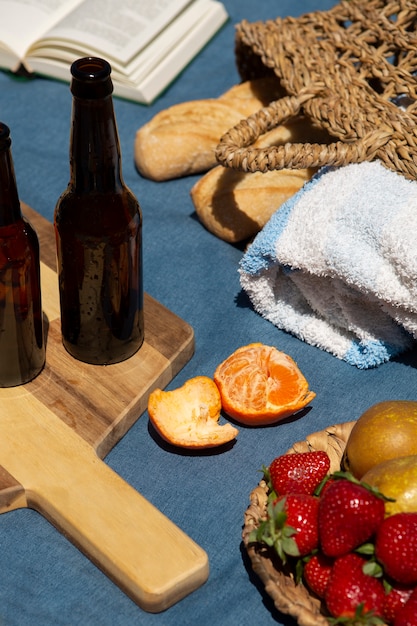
top-left (0, 0), bottom-right (228, 104)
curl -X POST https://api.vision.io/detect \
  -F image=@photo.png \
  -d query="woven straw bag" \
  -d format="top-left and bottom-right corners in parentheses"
top-left (242, 421), bottom-right (367, 626)
top-left (216, 0), bottom-right (417, 180)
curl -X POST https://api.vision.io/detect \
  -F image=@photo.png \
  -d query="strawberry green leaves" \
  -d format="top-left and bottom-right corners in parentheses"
top-left (249, 494), bottom-right (319, 561)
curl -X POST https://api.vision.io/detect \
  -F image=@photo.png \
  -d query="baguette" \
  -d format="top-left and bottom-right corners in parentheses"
top-left (134, 77), bottom-right (285, 181)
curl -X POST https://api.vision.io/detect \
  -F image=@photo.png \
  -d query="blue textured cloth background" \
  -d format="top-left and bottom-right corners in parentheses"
top-left (1, 1), bottom-right (416, 625)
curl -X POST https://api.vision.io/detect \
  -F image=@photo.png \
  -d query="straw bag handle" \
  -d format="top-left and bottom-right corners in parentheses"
top-left (215, 90), bottom-right (392, 172)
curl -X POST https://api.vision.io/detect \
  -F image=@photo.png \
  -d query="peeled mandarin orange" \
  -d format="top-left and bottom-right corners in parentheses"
top-left (213, 343), bottom-right (315, 426)
top-left (148, 375), bottom-right (239, 449)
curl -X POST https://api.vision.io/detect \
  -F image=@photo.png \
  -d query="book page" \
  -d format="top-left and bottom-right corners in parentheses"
top-left (123, 1), bottom-right (228, 104)
top-left (121, 0), bottom-right (226, 84)
top-left (0, 0), bottom-right (82, 61)
top-left (39, 0), bottom-right (195, 65)
top-left (23, 0), bottom-right (228, 104)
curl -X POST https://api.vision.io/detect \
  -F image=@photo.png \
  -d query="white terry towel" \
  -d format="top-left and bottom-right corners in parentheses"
top-left (239, 161), bottom-right (417, 368)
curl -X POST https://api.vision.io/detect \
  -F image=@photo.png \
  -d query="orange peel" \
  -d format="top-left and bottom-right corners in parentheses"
top-left (148, 375), bottom-right (239, 449)
top-left (213, 342), bottom-right (315, 426)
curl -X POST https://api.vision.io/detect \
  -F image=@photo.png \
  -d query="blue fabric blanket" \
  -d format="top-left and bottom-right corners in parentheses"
top-left (240, 161), bottom-right (417, 368)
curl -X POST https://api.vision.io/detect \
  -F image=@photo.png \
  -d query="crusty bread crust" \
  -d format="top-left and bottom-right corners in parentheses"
top-left (134, 77), bottom-right (285, 181)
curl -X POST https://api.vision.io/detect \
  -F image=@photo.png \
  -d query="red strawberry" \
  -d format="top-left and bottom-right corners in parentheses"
top-left (278, 494), bottom-right (320, 557)
top-left (249, 494), bottom-right (319, 562)
top-left (325, 552), bottom-right (385, 619)
top-left (394, 586), bottom-right (417, 626)
top-left (383, 584), bottom-right (414, 624)
top-left (269, 451), bottom-right (330, 496)
top-left (303, 553), bottom-right (333, 598)
top-left (376, 513), bottom-right (417, 585)
top-left (318, 476), bottom-right (385, 557)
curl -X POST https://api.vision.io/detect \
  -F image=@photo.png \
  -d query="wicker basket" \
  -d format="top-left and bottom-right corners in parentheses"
top-left (216, 0), bottom-right (417, 180)
top-left (242, 421), bottom-right (374, 626)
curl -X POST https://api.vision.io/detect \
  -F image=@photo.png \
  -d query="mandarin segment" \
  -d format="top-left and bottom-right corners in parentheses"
top-left (148, 375), bottom-right (238, 449)
top-left (213, 343), bottom-right (315, 426)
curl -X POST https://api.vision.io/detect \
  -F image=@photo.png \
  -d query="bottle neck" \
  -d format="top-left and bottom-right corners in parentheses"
top-left (69, 94), bottom-right (124, 193)
top-left (0, 143), bottom-right (22, 226)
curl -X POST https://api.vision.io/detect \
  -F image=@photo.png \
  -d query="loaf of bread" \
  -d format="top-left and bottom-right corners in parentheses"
top-left (135, 76), bottom-right (334, 242)
top-left (190, 165), bottom-right (314, 243)
top-left (134, 77), bottom-right (286, 181)
top-left (190, 115), bottom-right (334, 242)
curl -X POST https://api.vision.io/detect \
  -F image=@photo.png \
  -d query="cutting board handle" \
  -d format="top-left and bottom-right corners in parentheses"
top-left (1, 397), bottom-right (209, 613)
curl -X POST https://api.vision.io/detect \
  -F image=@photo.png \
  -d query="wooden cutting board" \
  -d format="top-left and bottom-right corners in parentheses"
top-left (0, 204), bottom-right (209, 612)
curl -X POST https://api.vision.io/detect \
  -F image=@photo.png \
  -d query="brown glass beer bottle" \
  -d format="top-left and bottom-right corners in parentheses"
top-left (0, 123), bottom-right (45, 386)
top-left (54, 57), bottom-right (144, 365)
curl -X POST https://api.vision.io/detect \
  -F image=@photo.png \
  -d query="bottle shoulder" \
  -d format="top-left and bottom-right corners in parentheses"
top-left (0, 218), bottom-right (40, 267)
top-left (55, 187), bottom-right (142, 236)
top-left (0, 216), bottom-right (38, 239)
top-left (55, 186), bottom-right (141, 212)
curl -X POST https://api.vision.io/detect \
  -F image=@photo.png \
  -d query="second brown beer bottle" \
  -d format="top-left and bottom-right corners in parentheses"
top-left (0, 122), bottom-right (45, 385)
top-left (55, 57), bottom-right (144, 365)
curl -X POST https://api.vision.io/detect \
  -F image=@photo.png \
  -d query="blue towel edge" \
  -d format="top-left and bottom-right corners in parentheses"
top-left (240, 167), bottom-right (330, 276)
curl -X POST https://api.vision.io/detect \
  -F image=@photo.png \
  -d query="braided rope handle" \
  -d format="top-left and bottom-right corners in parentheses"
top-left (215, 91), bottom-right (392, 173)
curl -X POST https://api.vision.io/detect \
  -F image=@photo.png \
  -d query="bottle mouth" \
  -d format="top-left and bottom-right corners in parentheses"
top-left (70, 57), bottom-right (113, 99)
